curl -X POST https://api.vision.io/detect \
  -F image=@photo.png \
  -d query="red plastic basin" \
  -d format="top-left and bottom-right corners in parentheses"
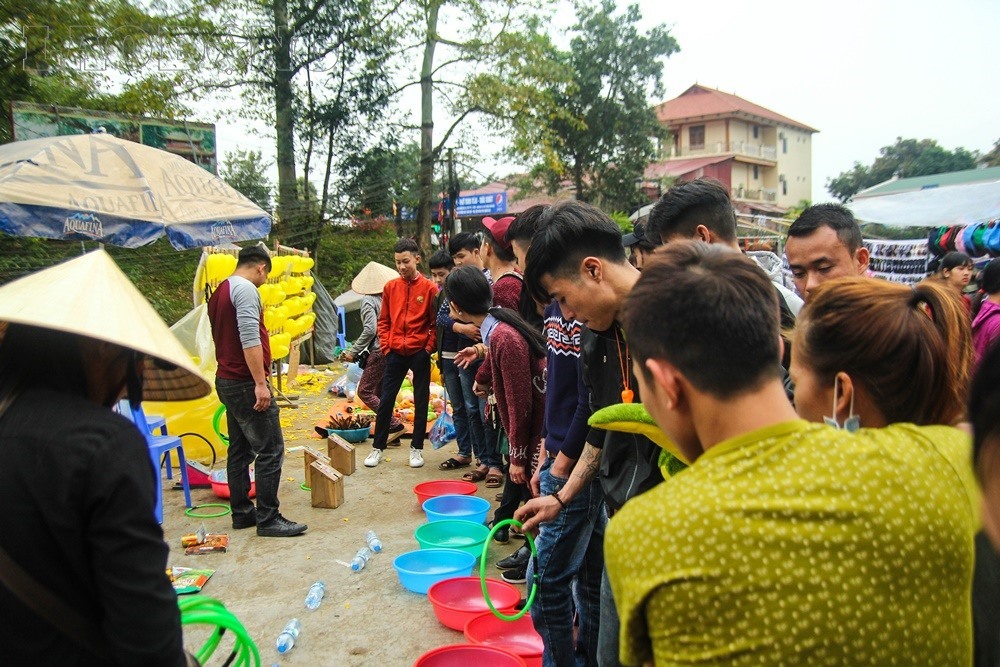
top-left (210, 480), bottom-right (256, 499)
top-left (414, 644), bottom-right (526, 667)
top-left (427, 576), bottom-right (521, 631)
top-left (465, 612), bottom-right (543, 667)
top-left (414, 480), bottom-right (478, 507)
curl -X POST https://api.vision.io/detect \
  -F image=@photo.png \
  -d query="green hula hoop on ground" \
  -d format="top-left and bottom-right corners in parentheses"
top-left (300, 482), bottom-right (311, 491)
top-left (481, 519), bottom-right (538, 620)
top-left (212, 404), bottom-right (229, 447)
top-left (184, 503), bottom-right (231, 519)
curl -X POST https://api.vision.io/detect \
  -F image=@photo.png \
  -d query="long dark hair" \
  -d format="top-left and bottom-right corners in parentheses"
top-left (445, 266), bottom-right (546, 358)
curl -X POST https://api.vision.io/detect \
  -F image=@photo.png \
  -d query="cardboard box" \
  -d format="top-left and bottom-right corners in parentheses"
top-left (327, 433), bottom-right (356, 476)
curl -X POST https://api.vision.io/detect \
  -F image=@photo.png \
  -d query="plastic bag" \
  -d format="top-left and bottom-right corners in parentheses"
top-left (429, 411), bottom-right (456, 449)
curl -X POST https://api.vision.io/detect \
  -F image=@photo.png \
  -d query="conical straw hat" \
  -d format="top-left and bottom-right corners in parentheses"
top-left (0, 249), bottom-right (211, 401)
top-left (351, 261), bottom-right (398, 295)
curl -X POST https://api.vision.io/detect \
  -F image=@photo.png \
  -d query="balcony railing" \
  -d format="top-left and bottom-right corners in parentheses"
top-left (732, 186), bottom-right (778, 202)
top-left (666, 142), bottom-right (777, 161)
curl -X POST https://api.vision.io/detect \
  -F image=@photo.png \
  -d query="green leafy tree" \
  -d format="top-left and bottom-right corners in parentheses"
top-left (399, 0), bottom-right (568, 256)
top-left (220, 149), bottom-right (274, 210)
top-left (827, 137), bottom-right (979, 202)
top-left (1, 0), bottom-right (213, 142)
top-left (341, 141), bottom-right (421, 223)
top-left (511, 1), bottom-right (678, 212)
top-left (981, 139), bottom-right (1000, 168)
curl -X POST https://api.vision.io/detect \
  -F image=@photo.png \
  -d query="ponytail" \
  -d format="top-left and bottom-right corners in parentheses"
top-left (489, 307), bottom-right (546, 359)
top-left (913, 279), bottom-right (973, 418)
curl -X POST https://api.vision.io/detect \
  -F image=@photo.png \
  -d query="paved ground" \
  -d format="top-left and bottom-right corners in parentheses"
top-left (162, 375), bottom-right (523, 665)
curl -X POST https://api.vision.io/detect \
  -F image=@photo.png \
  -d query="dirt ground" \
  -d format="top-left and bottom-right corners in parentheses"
top-left (162, 372), bottom-right (522, 666)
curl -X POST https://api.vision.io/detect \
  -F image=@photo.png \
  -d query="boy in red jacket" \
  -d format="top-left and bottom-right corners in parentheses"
top-left (365, 238), bottom-right (438, 468)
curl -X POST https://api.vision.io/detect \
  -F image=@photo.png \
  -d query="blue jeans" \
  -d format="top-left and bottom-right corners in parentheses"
top-left (440, 358), bottom-right (472, 459)
top-left (528, 457), bottom-right (605, 667)
top-left (215, 377), bottom-right (285, 526)
top-left (597, 565), bottom-right (621, 667)
top-left (459, 360), bottom-right (499, 469)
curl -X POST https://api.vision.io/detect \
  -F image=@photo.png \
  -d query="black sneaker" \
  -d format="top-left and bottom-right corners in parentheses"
top-left (500, 563), bottom-right (527, 585)
top-left (232, 513), bottom-right (257, 530)
top-left (492, 525), bottom-right (510, 544)
top-left (256, 515), bottom-right (308, 537)
top-left (314, 425), bottom-right (330, 438)
top-left (386, 423), bottom-right (406, 446)
top-left (497, 545), bottom-right (530, 570)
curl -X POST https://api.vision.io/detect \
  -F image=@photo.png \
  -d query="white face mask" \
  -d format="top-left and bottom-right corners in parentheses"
top-left (824, 377), bottom-right (860, 433)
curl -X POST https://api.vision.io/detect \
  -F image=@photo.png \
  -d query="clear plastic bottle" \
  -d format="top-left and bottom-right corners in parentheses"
top-left (351, 546), bottom-right (373, 571)
top-left (365, 530), bottom-right (383, 553)
top-left (276, 618), bottom-right (301, 653)
top-left (304, 581), bottom-right (325, 610)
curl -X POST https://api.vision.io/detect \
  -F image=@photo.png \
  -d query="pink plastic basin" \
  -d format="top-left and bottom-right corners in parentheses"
top-left (414, 479), bottom-right (478, 507)
top-left (427, 576), bottom-right (521, 631)
top-left (210, 480), bottom-right (256, 499)
top-left (464, 612), bottom-right (543, 667)
top-left (414, 644), bottom-right (526, 667)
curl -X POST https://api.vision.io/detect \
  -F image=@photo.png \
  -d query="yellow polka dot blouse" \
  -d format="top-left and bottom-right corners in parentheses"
top-left (605, 420), bottom-right (978, 666)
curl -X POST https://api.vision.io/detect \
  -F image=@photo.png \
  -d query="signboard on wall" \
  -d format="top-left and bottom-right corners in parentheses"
top-left (10, 101), bottom-right (217, 174)
top-left (455, 192), bottom-right (507, 217)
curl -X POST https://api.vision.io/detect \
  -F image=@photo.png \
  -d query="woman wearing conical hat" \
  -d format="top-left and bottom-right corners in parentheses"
top-left (0, 250), bottom-right (208, 665)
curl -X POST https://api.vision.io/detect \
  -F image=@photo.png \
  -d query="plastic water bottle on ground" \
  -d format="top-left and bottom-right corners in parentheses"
top-left (304, 581), bottom-right (325, 610)
top-left (365, 530), bottom-right (383, 553)
top-left (276, 618), bottom-right (301, 653)
top-left (351, 546), bottom-right (373, 571)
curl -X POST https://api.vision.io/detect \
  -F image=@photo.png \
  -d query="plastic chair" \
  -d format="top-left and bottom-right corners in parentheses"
top-left (117, 399), bottom-right (167, 435)
top-left (336, 305), bottom-right (348, 349)
top-left (121, 401), bottom-right (193, 523)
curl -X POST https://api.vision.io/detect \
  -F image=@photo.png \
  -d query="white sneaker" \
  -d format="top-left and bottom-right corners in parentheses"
top-left (409, 447), bottom-right (424, 468)
top-left (364, 449), bottom-right (383, 467)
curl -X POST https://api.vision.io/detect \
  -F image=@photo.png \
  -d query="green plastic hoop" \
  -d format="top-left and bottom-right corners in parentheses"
top-left (212, 404), bottom-right (229, 447)
top-left (480, 519), bottom-right (539, 620)
top-left (300, 482), bottom-right (311, 491)
top-left (184, 503), bottom-right (232, 519)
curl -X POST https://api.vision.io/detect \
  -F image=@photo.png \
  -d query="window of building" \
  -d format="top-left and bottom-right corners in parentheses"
top-left (753, 125), bottom-right (759, 139)
top-left (689, 125), bottom-right (705, 150)
top-left (782, 180), bottom-right (788, 195)
top-left (753, 165), bottom-right (759, 180)
top-left (781, 136), bottom-right (788, 154)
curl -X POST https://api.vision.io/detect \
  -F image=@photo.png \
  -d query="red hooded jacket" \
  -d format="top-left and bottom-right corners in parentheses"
top-left (377, 273), bottom-right (438, 355)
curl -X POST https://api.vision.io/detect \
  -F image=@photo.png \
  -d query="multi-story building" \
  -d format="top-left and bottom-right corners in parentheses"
top-left (647, 84), bottom-right (818, 213)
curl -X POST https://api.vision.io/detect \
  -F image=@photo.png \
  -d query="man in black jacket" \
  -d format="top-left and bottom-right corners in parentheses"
top-left (517, 201), bottom-right (663, 667)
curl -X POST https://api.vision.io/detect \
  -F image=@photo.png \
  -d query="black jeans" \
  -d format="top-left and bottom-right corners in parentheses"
top-left (373, 350), bottom-right (431, 450)
top-left (215, 378), bottom-right (285, 526)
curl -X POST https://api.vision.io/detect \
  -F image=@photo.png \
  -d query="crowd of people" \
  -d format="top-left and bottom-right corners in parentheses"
top-left (341, 178), bottom-right (1000, 666)
top-left (4, 174), bottom-right (999, 665)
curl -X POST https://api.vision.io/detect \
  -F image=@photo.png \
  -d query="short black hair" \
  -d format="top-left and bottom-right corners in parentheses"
top-left (448, 232), bottom-right (480, 256)
top-left (980, 258), bottom-right (1000, 295)
top-left (506, 205), bottom-right (547, 244)
top-left (394, 237), bottom-right (419, 254)
top-left (482, 228), bottom-right (516, 263)
top-left (624, 241), bottom-right (782, 398)
top-left (647, 178), bottom-right (736, 243)
top-left (787, 203), bottom-right (863, 253)
top-left (523, 201), bottom-right (628, 305)
top-left (428, 249), bottom-right (454, 270)
top-left (237, 243), bottom-right (272, 271)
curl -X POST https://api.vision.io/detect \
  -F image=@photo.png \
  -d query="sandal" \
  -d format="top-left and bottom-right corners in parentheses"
top-left (485, 469), bottom-right (504, 488)
top-left (463, 468), bottom-right (488, 483)
top-left (439, 457), bottom-right (472, 471)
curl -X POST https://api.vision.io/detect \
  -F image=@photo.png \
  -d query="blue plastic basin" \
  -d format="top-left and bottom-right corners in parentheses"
top-left (422, 494), bottom-right (491, 524)
top-left (393, 548), bottom-right (477, 594)
top-left (330, 427), bottom-right (370, 443)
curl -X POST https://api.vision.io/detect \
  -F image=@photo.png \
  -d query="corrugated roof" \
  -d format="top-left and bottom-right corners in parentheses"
top-left (644, 155), bottom-right (732, 179)
top-left (853, 166), bottom-right (1000, 199)
top-left (655, 84), bottom-right (818, 133)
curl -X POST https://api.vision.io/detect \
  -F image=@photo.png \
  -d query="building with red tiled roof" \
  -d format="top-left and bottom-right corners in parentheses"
top-left (646, 84), bottom-right (818, 212)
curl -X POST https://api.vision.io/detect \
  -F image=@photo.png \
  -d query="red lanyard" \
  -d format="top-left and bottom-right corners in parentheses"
top-left (614, 326), bottom-right (634, 404)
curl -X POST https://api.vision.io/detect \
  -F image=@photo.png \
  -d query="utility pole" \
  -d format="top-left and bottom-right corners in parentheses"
top-left (447, 148), bottom-right (459, 239)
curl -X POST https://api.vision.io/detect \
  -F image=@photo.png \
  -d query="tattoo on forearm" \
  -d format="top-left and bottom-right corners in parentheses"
top-left (575, 445), bottom-right (602, 482)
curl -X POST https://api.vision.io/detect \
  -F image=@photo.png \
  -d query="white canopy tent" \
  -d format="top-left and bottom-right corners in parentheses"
top-left (848, 180), bottom-right (1000, 228)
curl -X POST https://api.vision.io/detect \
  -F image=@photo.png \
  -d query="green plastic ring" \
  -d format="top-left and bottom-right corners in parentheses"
top-left (184, 503), bottom-right (232, 518)
top-left (480, 519), bottom-right (538, 620)
top-left (211, 404), bottom-right (229, 447)
top-left (300, 482), bottom-right (311, 491)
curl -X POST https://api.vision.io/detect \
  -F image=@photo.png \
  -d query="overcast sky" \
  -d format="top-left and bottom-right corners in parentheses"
top-left (214, 0), bottom-right (999, 206)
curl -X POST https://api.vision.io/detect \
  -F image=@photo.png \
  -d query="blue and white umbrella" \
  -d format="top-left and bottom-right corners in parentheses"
top-left (0, 133), bottom-right (271, 249)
